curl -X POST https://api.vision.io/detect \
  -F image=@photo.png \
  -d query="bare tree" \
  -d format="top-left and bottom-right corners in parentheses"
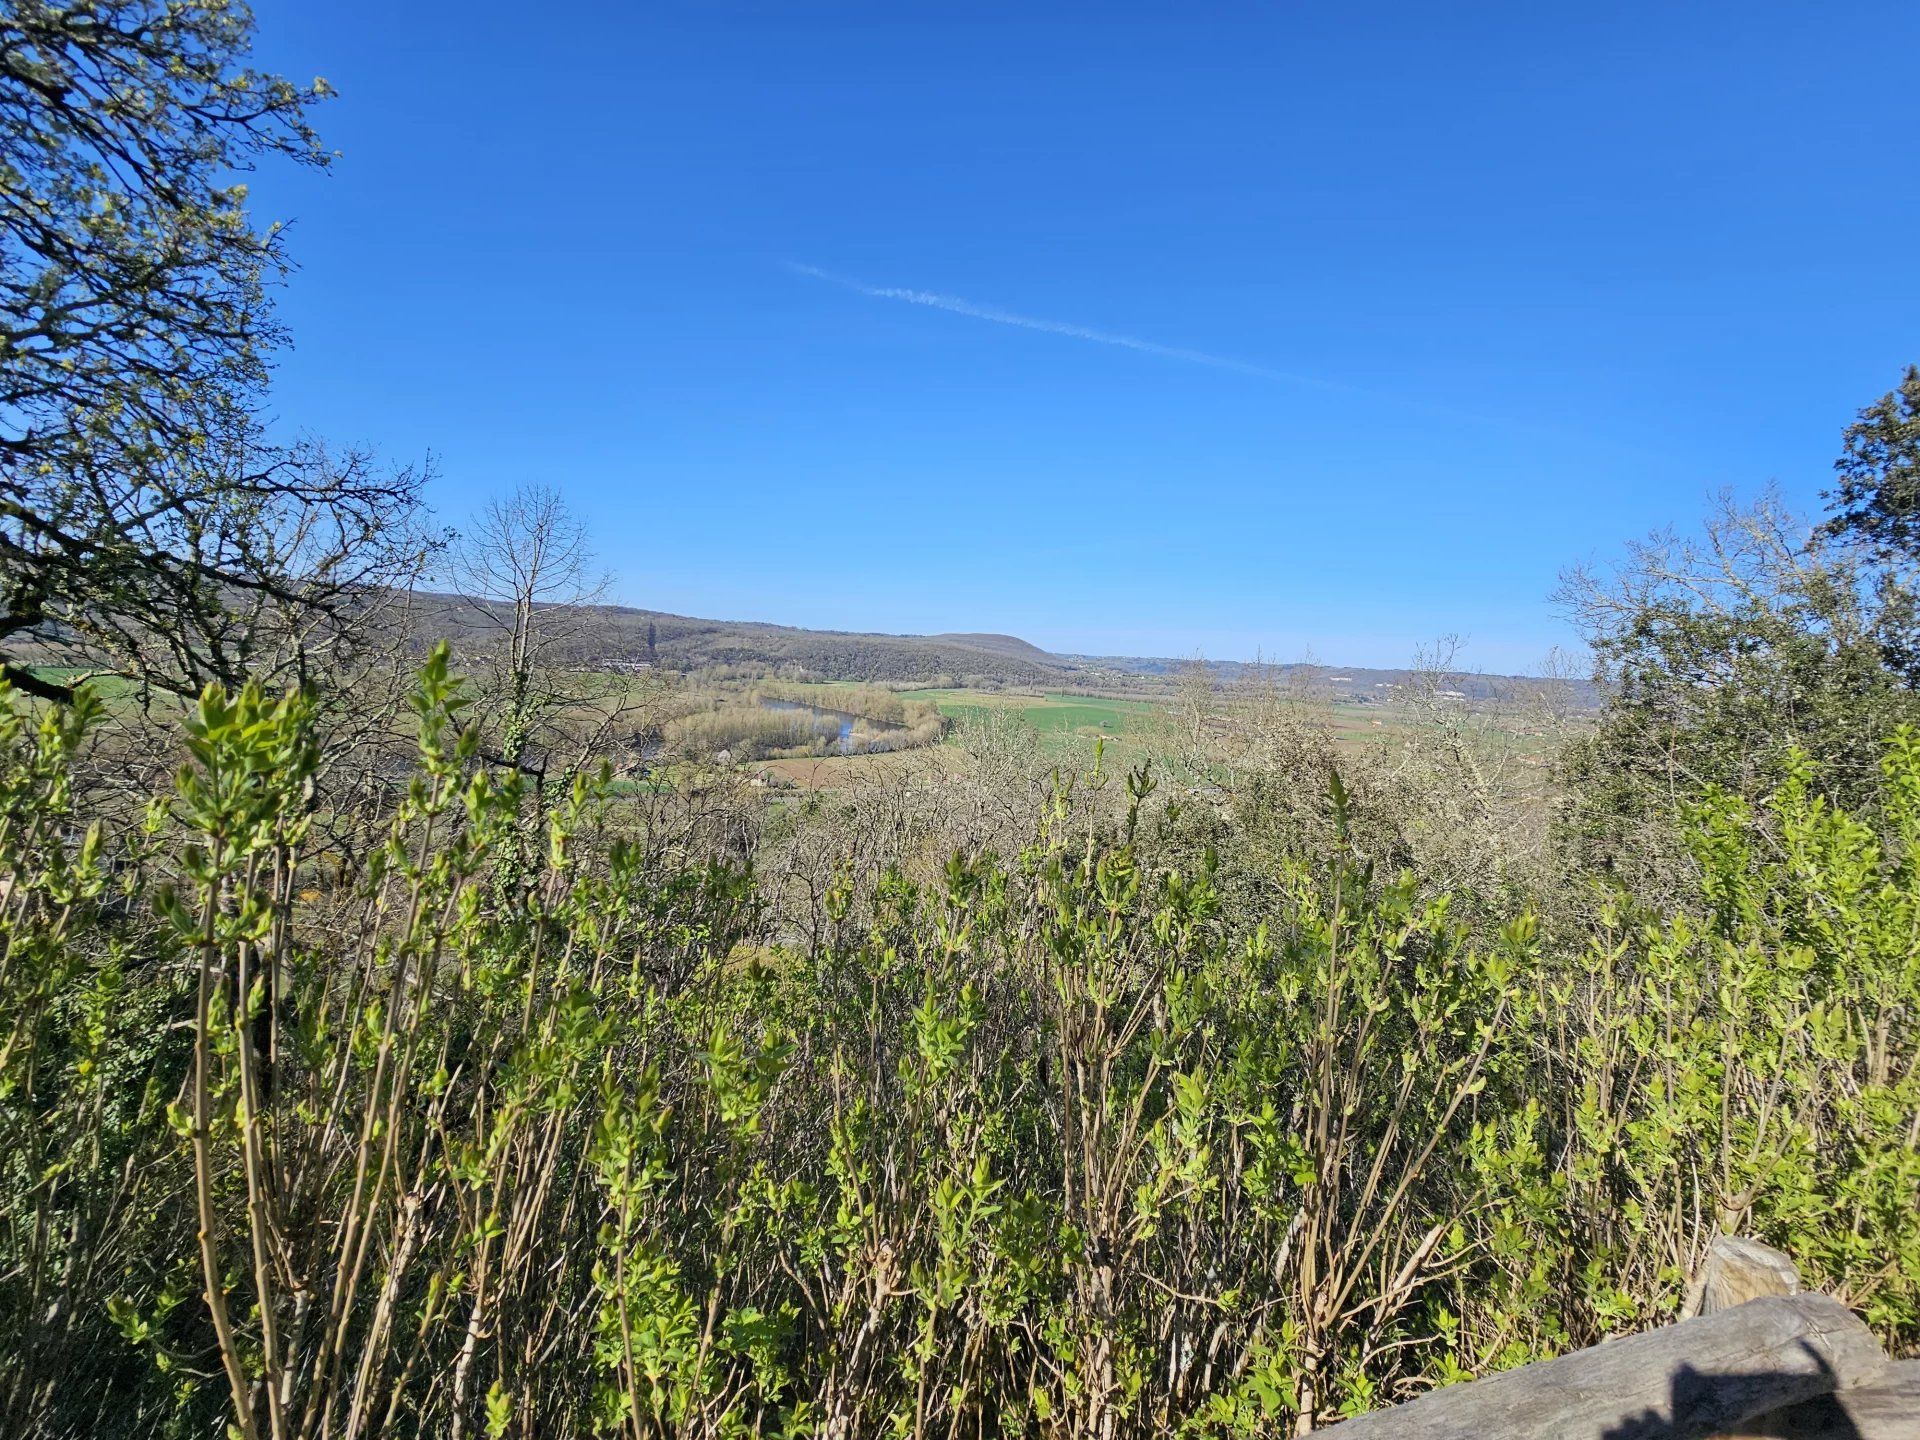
top-left (1174, 653), bottom-right (1216, 752)
top-left (445, 485), bottom-right (613, 780)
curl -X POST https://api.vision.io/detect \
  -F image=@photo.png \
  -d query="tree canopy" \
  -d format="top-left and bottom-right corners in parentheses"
top-left (0, 0), bottom-right (425, 699)
top-left (1824, 364), bottom-right (1920, 567)
top-left (1556, 372), bottom-right (1920, 893)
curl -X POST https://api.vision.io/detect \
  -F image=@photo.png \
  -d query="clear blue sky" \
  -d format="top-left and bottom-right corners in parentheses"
top-left (246, 1), bottom-right (1920, 672)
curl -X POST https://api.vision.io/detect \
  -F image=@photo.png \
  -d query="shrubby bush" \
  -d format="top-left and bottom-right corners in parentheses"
top-left (1, 649), bottom-right (1915, 1438)
top-left (753, 683), bottom-right (914, 727)
top-left (1555, 490), bottom-right (1920, 906)
top-left (753, 684), bottom-right (951, 753)
top-left (665, 704), bottom-right (844, 761)
top-left (660, 691), bottom-right (947, 763)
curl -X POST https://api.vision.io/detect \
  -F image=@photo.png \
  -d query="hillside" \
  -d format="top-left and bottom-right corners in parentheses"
top-left (928, 632), bottom-right (1059, 664)
top-left (404, 592), bottom-right (1595, 700)
top-left (405, 594), bottom-right (1079, 685)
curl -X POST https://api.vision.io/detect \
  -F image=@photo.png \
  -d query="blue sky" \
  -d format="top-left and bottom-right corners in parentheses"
top-left (246, 2), bottom-right (1920, 672)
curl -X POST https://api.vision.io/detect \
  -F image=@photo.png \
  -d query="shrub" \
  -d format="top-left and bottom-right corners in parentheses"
top-left (0, 653), bottom-right (1913, 1438)
top-left (664, 704), bottom-right (841, 761)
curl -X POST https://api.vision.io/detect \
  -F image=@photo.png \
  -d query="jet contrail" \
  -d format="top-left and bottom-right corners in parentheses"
top-left (784, 261), bottom-right (1341, 392)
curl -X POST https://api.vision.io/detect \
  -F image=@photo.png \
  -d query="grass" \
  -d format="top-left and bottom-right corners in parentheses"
top-left (23, 666), bottom-right (142, 705)
top-left (903, 689), bottom-right (1158, 737)
top-left (715, 689), bottom-right (1168, 787)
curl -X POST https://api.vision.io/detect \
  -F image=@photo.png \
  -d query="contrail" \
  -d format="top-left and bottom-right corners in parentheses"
top-left (784, 261), bottom-right (1341, 392)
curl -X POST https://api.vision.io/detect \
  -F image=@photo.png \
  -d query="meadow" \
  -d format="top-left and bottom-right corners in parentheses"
top-left (903, 688), bottom-right (1158, 733)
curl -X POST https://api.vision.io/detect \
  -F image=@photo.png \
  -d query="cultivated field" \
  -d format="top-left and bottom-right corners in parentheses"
top-left (902, 688), bottom-right (1160, 735)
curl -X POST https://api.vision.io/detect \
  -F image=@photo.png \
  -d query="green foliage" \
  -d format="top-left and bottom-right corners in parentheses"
top-left (1556, 493), bottom-right (1920, 898)
top-left (0, 657), bottom-right (1915, 1437)
top-left (1824, 364), bottom-right (1920, 574)
top-left (1476, 739), bottom-right (1920, 1360)
top-left (1562, 376), bottom-right (1920, 893)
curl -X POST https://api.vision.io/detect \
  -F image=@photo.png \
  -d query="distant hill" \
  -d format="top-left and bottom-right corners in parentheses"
top-left (619, 610), bottom-right (1075, 683)
top-left (405, 594), bottom-right (1078, 685)
top-left (929, 633), bottom-right (1058, 664)
top-left (403, 592), bottom-right (1596, 703)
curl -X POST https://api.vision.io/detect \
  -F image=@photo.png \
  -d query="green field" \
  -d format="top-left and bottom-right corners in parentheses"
top-left (902, 688), bottom-right (1160, 736)
top-left (22, 666), bottom-right (142, 706)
